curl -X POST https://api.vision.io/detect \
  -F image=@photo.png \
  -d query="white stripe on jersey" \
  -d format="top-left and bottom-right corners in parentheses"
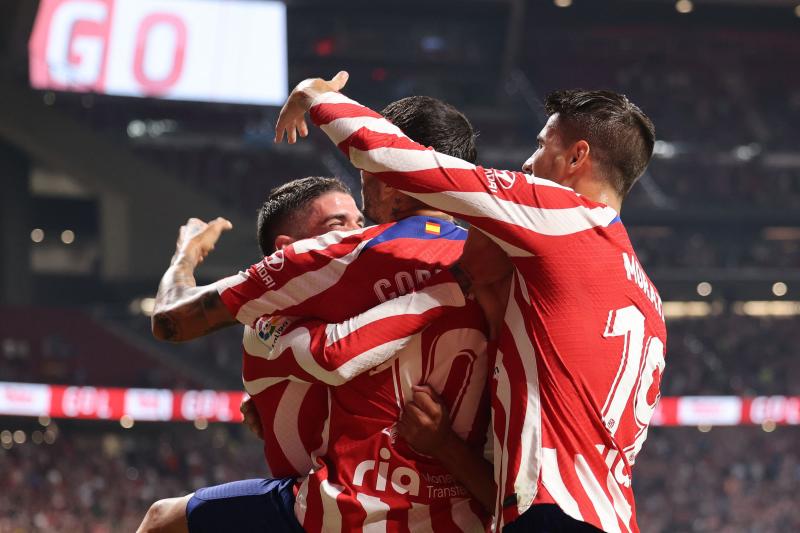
top-left (242, 376), bottom-right (286, 396)
top-left (275, 382), bottom-right (314, 475)
top-left (236, 238), bottom-right (372, 326)
top-left (324, 281), bottom-right (463, 347)
top-left (294, 477), bottom-right (310, 525)
top-left (319, 480), bottom-right (345, 532)
top-left (507, 273), bottom-right (542, 510)
top-left (356, 493), bottom-right (390, 533)
top-left (606, 467), bottom-right (633, 532)
top-left (313, 90), bottom-right (355, 106)
top-left (425, 329), bottom-right (486, 440)
top-left (213, 273), bottom-right (250, 295)
top-left (290, 225), bottom-right (373, 255)
top-left (450, 498), bottom-right (485, 532)
top-left (283, 326), bottom-right (411, 386)
top-left (408, 501), bottom-right (434, 532)
top-left (350, 146), bottom-right (477, 174)
top-left (266, 281), bottom-right (464, 386)
top-left (321, 116), bottom-right (405, 146)
top-left (541, 448), bottom-right (583, 521)
top-left (410, 191), bottom-right (619, 238)
top-left (493, 348), bottom-right (512, 531)
top-left (575, 454), bottom-right (623, 533)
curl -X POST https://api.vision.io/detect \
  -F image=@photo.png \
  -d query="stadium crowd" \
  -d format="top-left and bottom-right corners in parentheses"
top-left (662, 315), bottom-right (800, 397)
top-left (1, 421), bottom-right (797, 532)
top-left (635, 427), bottom-right (800, 532)
top-left (0, 420), bottom-right (264, 533)
top-left (629, 229), bottom-right (800, 270)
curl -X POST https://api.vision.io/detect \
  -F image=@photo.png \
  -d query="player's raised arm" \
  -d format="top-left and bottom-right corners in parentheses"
top-left (216, 225), bottom-right (377, 329)
top-left (275, 72), bottom-right (619, 257)
top-left (151, 217), bottom-right (237, 341)
top-left (242, 270), bottom-right (467, 388)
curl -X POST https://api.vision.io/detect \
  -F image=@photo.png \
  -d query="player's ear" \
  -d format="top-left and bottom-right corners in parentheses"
top-left (569, 140), bottom-right (590, 172)
top-left (274, 234), bottom-right (295, 250)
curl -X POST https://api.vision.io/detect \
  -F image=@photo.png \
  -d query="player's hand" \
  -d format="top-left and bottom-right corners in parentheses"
top-left (397, 385), bottom-right (453, 458)
top-left (240, 397), bottom-right (263, 440)
top-left (175, 217), bottom-right (233, 264)
top-left (275, 70), bottom-right (349, 144)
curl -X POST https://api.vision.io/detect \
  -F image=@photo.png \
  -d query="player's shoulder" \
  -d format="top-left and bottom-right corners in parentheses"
top-left (364, 216), bottom-right (465, 251)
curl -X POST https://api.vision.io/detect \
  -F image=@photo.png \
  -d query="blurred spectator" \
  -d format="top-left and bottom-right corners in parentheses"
top-left (0, 419), bottom-right (265, 533)
top-left (664, 315), bottom-right (800, 396)
top-left (635, 426), bottom-right (800, 532)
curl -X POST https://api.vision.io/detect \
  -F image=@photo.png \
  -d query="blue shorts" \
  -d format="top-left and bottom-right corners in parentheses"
top-left (186, 478), bottom-right (303, 533)
top-left (504, 504), bottom-right (604, 532)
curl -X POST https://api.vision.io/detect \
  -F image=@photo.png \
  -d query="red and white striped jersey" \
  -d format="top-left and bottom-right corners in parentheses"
top-left (218, 216), bottom-right (492, 532)
top-left (216, 219), bottom-right (462, 477)
top-left (240, 276), bottom-right (467, 479)
top-left (309, 91), bottom-right (668, 533)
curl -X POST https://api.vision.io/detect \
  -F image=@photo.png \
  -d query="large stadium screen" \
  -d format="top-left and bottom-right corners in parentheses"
top-left (28, 0), bottom-right (287, 105)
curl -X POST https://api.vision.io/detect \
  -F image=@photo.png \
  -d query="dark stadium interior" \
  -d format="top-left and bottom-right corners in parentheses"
top-left (1, 0), bottom-right (799, 531)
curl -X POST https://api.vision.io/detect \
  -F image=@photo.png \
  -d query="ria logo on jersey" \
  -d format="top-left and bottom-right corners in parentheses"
top-left (353, 447), bottom-right (421, 496)
top-left (352, 445), bottom-right (470, 499)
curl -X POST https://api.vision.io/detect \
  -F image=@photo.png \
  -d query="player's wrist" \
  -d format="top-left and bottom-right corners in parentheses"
top-left (433, 430), bottom-right (464, 462)
top-left (173, 248), bottom-right (201, 269)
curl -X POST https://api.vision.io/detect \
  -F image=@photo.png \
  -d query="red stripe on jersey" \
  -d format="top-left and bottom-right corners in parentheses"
top-left (441, 353), bottom-right (474, 418)
top-left (295, 384), bottom-right (326, 456)
top-left (312, 101), bottom-right (383, 126)
top-left (250, 381), bottom-right (295, 477)
top-left (317, 310), bottom-right (455, 371)
top-left (339, 129), bottom-right (431, 156)
top-left (243, 350), bottom-right (315, 383)
top-left (219, 273), bottom-right (270, 325)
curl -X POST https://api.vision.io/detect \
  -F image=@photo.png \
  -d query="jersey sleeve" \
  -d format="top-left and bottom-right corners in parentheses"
top-left (216, 226), bottom-right (375, 326)
top-left (242, 270), bottom-right (466, 387)
top-left (309, 92), bottom-right (620, 256)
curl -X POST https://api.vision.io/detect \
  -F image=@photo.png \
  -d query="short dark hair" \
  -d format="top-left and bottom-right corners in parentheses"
top-left (544, 90), bottom-right (655, 198)
top-left (380, 96), bottom-right (478, 163)
top-left (257, 176), bottom-right (351, 255)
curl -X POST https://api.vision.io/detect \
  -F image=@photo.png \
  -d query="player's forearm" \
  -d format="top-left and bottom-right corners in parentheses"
top-left (152, 252), bottom-right (234, 341)
top-left (432, 431), bottom-right (496, 514)
top-left (279, 275), bottom-right (466, 385)
top-left (309, 93), bottom-right (482, 202)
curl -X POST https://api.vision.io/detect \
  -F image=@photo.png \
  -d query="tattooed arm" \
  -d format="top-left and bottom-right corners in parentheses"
top-left (151, 217), bottom-right (238, 342)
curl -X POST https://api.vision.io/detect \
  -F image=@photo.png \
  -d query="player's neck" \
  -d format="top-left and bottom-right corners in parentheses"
top-left (573, 182), bottom-right (622, 213)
